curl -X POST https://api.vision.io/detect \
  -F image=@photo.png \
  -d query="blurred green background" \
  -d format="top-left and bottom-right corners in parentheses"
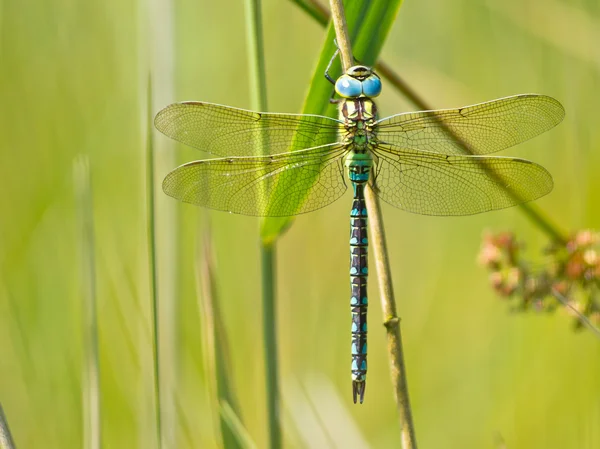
top-left (1, 0), bottom-right (599, 448)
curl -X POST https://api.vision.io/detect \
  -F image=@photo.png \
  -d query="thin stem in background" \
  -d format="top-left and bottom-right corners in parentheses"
top-left (74, 156), bottom-right (101, 449)
top-left (147, 0), bottom-right (178, 442)
top-left (552, 288), bottom-right (600, 338)
top-left (146, 75), bottom-right (163, 448)
top-left (145, 0), bottom-right (178, 442)
top-left (328, 0), bottom-right (418, 448)
top-left (0, 403), bottom-right (17, 449)
top-left (199, 231), bottom-right (246, 449)
top-left (293, 0), bottom-right (567, 244)
top-left (260, 246), bottom-right (279, 448)
top-left (243, 0), bottom-right (282, 448)
top-left (220, 402), bottom-right (259, 449)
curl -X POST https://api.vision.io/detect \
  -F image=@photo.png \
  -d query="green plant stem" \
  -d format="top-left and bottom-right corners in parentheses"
top-left (244, 0), bottom-right (268, 110)
top-left (0, 403), bottom-right (17, 449)
top-left (146, 75), bottom-right (163, 448)
top-left (220, 401), bottom-right (258, 449)
top-left (199, 231), bottom-right (245, 448)
top-left (74, 156), bottom-right (102, 449)
top-left (293, 0), bottom-right (567, 244)
top-left (260, 244), bottom-right (280, 449)
top-left (329, 0), bottom-right (418, 447)
top-left (243, 0), bottom-right (282, 448)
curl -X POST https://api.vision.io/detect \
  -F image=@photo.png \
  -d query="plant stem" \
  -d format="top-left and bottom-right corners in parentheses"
top-left (329, 0), bottom-right (418, 447)
top-left (244, 0), bottom-right (268, 112)
top-left (260, 244), bottom-right (280, 449)
top-left (146, 75), bottom-right (163, 448)
top-left (243, 0), bottom-right (282, 447)
top-left (220, 402), bottom-right (259, 449)
top-left (364, 186), bottom-right (418, 448)
top-left (74, 156), bottom-right (102, 449)
top-left (329, 1), bottom-right (353, 69)
top-left (199, 231), bottom-right (246, 448)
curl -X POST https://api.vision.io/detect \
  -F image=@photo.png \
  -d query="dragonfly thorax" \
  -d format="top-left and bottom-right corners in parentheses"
top-left (340, 97), bottom-right (378, 122)
top-left (340, 98), bottom-right (379, 152)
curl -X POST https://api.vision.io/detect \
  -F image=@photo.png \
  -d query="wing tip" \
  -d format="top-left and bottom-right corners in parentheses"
top-left (154, 101), bottom-right (206, 128)
top-left (517, 93), bottom-right (566, 125)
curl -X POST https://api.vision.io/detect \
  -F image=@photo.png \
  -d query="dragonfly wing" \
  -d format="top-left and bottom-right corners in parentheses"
top-left (155, 101), bottom-right (342, 157)
top-left (376, 94), bottom-right (564, 155)
top-left (162, 144), bottom-right (348, 216)
top-left (371, 143), bottom-right (553, 216)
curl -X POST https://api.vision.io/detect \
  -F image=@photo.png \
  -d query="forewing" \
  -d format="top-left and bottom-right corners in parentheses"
top-left (162, 144), bottom-right (348, 216)
top-left (372, 143), bottom-right (553, 216)
top-left (376, 94), bottom-right (564, 155)
top-left (155, 101), bottom-right (342, 157)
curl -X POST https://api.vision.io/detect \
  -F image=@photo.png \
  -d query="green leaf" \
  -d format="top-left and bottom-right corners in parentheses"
top-left (261, 0), bottom-right (405, 244)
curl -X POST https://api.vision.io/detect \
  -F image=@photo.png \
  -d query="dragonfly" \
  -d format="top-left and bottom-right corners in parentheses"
top-left (154, 57), bottom-right (564, 404)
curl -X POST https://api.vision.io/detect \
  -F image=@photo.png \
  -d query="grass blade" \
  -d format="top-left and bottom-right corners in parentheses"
top-left (198, 232), bottom-right (244, 449)
top-left (147, 0), bottom-right (178, 444)
top-left (74, 156), bottom-right (102, 449)
top-left (219, 401), bottom-right (258, 449)
top-left (145, 73), bottom-right (163, 448)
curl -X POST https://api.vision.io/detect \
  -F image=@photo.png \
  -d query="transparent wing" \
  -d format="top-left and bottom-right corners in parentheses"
top-left (376, 94), bottom-right (564, 155)
top-left (372, 143), bottom-right (553, 216)
top-left (162, 144), bottom-right (348, 216)
top-left (155, 101), bottom-right (343, 157)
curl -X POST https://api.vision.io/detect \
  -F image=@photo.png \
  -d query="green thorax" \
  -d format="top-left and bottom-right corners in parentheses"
top-left (341, 98), bottom-right (378, 175)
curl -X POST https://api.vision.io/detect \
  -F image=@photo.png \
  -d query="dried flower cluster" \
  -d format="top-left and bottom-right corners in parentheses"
top-left (478, 230), bottom-right (600, 330)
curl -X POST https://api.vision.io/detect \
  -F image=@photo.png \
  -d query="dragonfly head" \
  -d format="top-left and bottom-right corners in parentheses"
top-left (335, 65), bottom-right (382, 99)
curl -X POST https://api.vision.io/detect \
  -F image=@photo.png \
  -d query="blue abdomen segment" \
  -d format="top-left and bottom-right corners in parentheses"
top-left (349, 180), bottom-right (368, 404)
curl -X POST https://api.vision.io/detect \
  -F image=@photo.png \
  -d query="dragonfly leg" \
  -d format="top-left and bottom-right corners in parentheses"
top-left (324, 47), bottom-right (340, 85)
top-left (329, 93), bottom-right (342, 105)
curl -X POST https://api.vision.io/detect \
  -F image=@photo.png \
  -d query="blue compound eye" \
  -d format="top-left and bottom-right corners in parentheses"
top-left (335, 75), bottom-right (362, 98)
top-left (362, 74), bottom-right (382, 97)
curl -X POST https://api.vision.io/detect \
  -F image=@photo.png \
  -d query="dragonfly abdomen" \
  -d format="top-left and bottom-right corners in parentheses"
top-left (348, 160), bottom-right (371, 404)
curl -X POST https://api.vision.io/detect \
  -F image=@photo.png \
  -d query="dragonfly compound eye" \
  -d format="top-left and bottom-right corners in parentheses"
top-left (362, 74), bottom-right (382, 97)
top-left (335, 75), bottom-right (362, 98)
